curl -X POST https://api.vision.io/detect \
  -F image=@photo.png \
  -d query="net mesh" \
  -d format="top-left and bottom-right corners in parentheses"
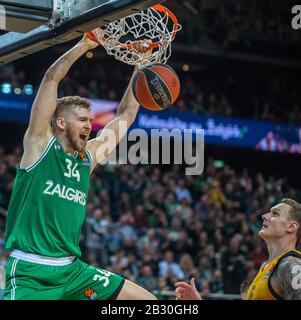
top-left (90, 6), bottom-right (181, 67)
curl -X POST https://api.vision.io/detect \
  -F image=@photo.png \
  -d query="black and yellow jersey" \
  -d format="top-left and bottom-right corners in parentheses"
top-left (246, 249), bottom-right (301, 300)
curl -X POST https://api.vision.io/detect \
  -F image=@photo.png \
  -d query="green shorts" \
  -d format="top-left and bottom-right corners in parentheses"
top-left (4, 255), bottom-right (124, 300)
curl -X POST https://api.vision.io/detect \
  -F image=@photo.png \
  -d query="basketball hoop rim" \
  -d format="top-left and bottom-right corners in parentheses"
top-left (86, 4), bottom-right (180, 50)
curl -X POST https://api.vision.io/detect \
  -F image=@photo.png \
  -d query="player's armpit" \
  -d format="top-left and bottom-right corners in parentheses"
top-left (20, 130), bottom-right (53, 169)
top-left (274, 257), bottom-right (301, 300)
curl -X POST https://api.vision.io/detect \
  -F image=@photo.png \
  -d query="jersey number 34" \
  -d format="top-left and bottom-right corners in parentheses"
top-left (64, 158), bottom-right (80, 182)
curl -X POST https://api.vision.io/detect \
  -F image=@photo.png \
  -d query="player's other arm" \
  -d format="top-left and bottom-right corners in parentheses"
top-left (21, 35), bottom-right (98, 168)
top-left (87, 40), bottom-right (152, 172)
top-left (274, 257), bottom-right (301, 300)
top-left (175, 278), bottom-right (203, 300)
top-left (86, 66), bottom-right (139, 171)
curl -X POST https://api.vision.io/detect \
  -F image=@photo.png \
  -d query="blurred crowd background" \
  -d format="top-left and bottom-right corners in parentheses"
top-left (0, 0), bottom-right (301, 299)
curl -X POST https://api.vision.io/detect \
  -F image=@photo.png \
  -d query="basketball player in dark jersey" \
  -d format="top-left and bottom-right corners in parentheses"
top-left (175, 199), bottom-right (301, 300)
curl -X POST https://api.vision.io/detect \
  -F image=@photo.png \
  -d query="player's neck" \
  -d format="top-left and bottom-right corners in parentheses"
top-left (266, 239), bottom-right (296, 262)
top-left (55, 134), bottom-right (78, 155)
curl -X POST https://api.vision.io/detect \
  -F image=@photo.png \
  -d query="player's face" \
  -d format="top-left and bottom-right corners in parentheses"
top-left (65, 107), bottom-right (93, 152)
top-left (259, 203), bottom-right (292, 241)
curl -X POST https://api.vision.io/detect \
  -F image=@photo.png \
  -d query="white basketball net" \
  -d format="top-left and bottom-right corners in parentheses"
top-left (91, 5), bottom-right (181, 67)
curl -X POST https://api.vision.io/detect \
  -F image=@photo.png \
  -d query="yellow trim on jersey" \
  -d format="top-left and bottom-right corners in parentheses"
top-left (246, 249), bottom-right (301, 300)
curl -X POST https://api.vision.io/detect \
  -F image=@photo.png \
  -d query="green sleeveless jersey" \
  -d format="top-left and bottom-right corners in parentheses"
top-left (5, 136), bottom-right (92, 258)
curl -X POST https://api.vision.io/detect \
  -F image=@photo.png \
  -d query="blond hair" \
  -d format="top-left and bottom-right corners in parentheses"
top-left (51, 96), bottom-right (91, 130)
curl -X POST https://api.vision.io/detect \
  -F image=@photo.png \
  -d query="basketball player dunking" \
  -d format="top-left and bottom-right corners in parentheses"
top-left (4, 31), bottom-right (157, 300)
top-left (175, 199), bottom-right (301, 300)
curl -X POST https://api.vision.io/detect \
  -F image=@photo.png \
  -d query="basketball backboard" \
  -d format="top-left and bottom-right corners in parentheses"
top-left (0, 0), bottom-right (165, 65)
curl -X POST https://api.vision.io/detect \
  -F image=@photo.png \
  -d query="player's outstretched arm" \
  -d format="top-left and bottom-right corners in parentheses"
top-left (26, 34), bottom-right (98, 139)
top-left (87, 40), bottom-right (152, 172)
top-left (274, 257), bottom-right (301, 300)
top-left (20, 34), bottom-right (98, 169)
top-left (175, 278), bottom-right (203, 300)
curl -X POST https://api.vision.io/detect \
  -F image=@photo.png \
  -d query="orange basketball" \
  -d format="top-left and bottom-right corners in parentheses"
top-left (132, 63), bottom-right (180, 111)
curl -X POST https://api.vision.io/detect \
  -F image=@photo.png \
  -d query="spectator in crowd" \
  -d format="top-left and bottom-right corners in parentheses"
top-left (85, 208), bottom-right (110, 266)
top-left (221, 236), bottom-right (248, 293)
top-left (210, 269), bottom-right (225, 294)
top-left (158, 250), bottom-right (185, 280)
top-left (138, 265), bottom-right (158, 292)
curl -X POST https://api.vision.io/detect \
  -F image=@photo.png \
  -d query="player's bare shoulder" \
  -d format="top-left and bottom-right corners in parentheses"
top-left (20, 128), bottom-right (53, 169)
top-left (272, 255), bottom-right (301, 300)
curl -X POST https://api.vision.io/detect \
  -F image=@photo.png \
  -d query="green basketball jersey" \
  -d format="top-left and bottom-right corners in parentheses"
top-left (5, 136), bottom-right (92, 258)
